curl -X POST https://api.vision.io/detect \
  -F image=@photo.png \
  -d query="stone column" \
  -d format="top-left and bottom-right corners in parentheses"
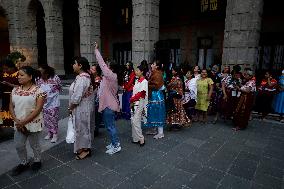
top-left (132, 0), bottom-right (159, 66)
top-left (222, 0), bottom-right (264, 69)
top-left (6, 0), bottom-right (28, 62)
top-left (78, 0), bottom-right (101, 64)
top-left (43, 0), bottom-right (65, 75)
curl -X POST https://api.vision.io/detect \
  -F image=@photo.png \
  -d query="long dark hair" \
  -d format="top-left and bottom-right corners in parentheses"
top-left (38, 64), bottom-right (55, 79)
top-left (19, 66), bottom-right (40, 84)
top-left (153, 60), bottom-right (162, 70)
top-left (137, 65), bottom-right (148, 77)
top-left (172, 66), bottom-right (185, 90)
top-left (73, 56), bottom-right (95, 87)
top-left (74, 57), bottom-right (90, 73)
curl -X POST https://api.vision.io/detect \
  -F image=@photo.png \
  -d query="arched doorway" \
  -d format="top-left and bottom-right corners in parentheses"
top-left (28, 0), bottom-right (47, 66)
top-left (0, 7), bottom-right (10, 62)
top-left (63, 0), bottom-right (80, 74)
top-left (101, 0), bottom-right (132, 65)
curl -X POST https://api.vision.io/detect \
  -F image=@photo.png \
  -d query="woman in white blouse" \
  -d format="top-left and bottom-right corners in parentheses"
top-left (183, 70), bottom-right (197, 120)
top-left (9, 66), bottom-right (46, 176)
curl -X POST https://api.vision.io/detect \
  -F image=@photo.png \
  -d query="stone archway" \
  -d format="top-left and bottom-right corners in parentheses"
top-left (0, 6), bottom-right (9, 62)
top-left (27, 0), bottom-right (47, 67)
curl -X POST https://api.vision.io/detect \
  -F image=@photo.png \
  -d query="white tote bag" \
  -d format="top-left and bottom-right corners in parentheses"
top-left (66, 115), bottom-right (75, 143)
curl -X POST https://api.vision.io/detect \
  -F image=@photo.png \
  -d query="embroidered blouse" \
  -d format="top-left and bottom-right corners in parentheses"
top-left (241, 79), bottom-right (256, 93)
top-left (11, 86), bottom-right (46, 132)
top-left (69, 73), bottom-right (93, 105)
top-left (184, 78), bottom-right (197, 103)
top-left (37, 75), bottom-right (61, 109)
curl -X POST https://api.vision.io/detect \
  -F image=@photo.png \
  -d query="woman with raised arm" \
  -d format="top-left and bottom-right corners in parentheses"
top-left (94, 42), bottom-right (121, 155)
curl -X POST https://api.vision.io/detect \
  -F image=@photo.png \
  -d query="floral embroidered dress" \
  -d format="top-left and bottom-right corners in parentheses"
top-left (37, 75), bottom-right (61, 135)
top-left (69, 73), bottom-right (94, 153)
top-left (11, 86), bottom-right (46, 132)
top-left (167, 76), bottom-right (190, 126)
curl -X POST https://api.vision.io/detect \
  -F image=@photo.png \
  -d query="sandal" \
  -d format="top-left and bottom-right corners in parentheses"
top-left (75, 149), bottom-right (91, 160)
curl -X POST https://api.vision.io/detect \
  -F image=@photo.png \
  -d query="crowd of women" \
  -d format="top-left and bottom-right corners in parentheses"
top-left (1, 42), bottom-right (284, 176)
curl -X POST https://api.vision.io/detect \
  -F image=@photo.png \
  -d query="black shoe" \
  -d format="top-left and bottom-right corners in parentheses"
top-left (132, 141), bottom-right (139, 144)
top-left (31, 162), bottom-right (41, 171)
top-left (11, 164), bottom-right (29, 176)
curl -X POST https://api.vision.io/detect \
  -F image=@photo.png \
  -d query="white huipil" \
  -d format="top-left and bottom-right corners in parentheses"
top-left (131, 77), bottom-right (148, 142)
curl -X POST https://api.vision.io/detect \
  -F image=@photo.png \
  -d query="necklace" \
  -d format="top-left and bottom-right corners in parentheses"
top-left (22, 84), bottom-right (33, 91)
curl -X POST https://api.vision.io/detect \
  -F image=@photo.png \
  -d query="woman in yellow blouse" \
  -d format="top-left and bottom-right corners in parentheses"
top-left (196, 69), bottom-right (214, 123)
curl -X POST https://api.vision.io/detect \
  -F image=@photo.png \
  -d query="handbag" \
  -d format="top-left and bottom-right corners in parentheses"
top-left (66, 115), bottom-right (75, 144)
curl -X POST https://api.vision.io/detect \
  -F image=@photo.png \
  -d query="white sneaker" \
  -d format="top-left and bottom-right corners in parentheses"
top-left (44, 133), bottom-right (52, 140)
top-left (106, 142), bottom-right (120, 150)
top-left (105, 145), bottom-right (121, 155)
top-left (51, 134), bottom-right (58, 143)
top-left (153, 133), bottom-right (164, 139)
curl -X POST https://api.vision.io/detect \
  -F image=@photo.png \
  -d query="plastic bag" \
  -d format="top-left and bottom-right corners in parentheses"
top-left (66, 115), bottom-right (75, 143)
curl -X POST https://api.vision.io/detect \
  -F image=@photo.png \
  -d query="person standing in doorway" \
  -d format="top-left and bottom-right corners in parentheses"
top-left (94, 42), bottom-right (121, 155)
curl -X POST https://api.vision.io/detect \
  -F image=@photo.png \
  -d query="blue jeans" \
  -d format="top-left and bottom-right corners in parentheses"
top-left (103, 108), bottom-right (120, 147)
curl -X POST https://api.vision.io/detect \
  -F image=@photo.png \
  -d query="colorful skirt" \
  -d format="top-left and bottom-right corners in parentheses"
top-left (144, 90), bottom-right (166, 128)
top-left (43, 107), bottom-right (60, 134)
top-left (167, 98), bottom-right (191, 126)
top-left (122, 91), bottom-right (132, 120)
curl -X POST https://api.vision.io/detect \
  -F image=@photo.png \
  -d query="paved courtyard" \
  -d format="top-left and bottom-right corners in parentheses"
top-left (0, 119), bottom-right (284, 189)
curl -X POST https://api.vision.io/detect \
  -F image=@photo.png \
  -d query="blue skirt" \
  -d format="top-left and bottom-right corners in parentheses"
top-left (273, 91), bottom-right (284, 114)
top-left (122, 91), bottom-right (132, 120)
top-left (144, 90), bottom-right (166, 128)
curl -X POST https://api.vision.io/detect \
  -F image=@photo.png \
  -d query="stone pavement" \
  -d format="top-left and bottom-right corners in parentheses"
top-left (0, 119), bottom-right (284, 189)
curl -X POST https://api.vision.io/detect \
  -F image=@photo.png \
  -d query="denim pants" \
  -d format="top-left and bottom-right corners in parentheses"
top-left (103, 108), bottom-right (120, 147)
